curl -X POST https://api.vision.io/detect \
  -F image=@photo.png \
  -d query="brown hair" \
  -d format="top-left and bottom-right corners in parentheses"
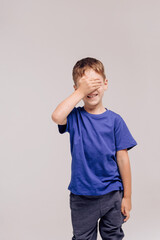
top-left (72, 57), bottom-right (106, 86)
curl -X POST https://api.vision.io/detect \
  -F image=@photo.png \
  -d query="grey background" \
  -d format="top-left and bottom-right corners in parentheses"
top-left (0, 0), bottom-right (160, 239)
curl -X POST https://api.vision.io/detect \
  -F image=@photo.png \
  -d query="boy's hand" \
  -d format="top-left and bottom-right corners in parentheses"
top-left (121, 197), bottom-right (132, 222)
top-left (77, 76), bottom-right (102, 97)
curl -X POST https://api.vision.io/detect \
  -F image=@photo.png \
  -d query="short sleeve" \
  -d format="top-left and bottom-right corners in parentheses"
top-left (57, 107), bottom-right (76, 134)
top-left (114, 115), bottom-right (137, 151)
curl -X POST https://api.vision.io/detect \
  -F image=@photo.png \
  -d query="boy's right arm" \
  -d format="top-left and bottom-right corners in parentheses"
top-left (51, 88), bottom-right (84, 125)
top-left (51, 77), bottom-right (102, 124)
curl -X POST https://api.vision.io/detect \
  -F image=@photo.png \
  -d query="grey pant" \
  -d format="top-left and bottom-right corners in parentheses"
top-left (69, 190), bottom-right (126, 240)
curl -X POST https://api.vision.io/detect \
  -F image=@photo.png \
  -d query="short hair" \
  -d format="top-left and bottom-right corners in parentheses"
top-left (72, 57), bottom-right (106, 86)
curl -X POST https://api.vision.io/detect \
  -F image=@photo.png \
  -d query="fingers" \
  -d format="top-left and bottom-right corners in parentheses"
top-left (122, 208), bottom-right (130, 222)
top-left (91, 79), bottom-right (102, 84)
top-left (92, 80), bottom-right (102, 87)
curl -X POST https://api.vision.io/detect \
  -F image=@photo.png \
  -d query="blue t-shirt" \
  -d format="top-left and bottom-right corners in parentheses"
top-left (58, 106), bottom-right (137, 196)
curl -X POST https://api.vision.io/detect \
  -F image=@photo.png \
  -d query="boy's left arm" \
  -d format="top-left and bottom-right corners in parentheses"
top-left (116, 149), bottom-right (132, 222)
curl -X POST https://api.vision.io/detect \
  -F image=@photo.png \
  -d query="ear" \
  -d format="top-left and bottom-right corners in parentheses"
top-left (105, 78), bottom-right (108, 84)
top-left (104, 79), bottom-right (108, 90)
top-left (73, 84), bottom-right (78, 91)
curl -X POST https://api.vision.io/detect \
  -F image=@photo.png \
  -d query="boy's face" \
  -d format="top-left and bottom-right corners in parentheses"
top-left (73, 68), bottom-right (108, 107)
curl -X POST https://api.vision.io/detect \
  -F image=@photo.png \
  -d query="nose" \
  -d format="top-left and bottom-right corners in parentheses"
top-left (88, 93), bottom-right (97, 96)
top-left (90, 91), bottom-right (98, 95)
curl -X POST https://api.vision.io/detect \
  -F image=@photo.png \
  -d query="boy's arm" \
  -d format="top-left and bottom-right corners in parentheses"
top-left (51, 88), bottom-right (84, 124)
top-left (116, 149), bottom-right (132, 222)
top-left (51, 76), bottom-right (102, 124)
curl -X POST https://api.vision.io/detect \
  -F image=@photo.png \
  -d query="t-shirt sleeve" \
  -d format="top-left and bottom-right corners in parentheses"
top-left (57, 107), bottom-right (76, 134)
top-left (114, 114), bottom-right (138, 151)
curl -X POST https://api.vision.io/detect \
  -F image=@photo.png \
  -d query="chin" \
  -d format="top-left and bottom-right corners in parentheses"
top-left (84, 101), bottom-right (100, 106)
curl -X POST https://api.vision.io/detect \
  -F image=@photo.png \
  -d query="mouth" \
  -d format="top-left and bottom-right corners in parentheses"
top-left (87, 94), bottom-right (98, 99)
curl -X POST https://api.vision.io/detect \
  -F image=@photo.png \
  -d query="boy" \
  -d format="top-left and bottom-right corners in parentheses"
top-left (51, 57), bottom-right (137, 240)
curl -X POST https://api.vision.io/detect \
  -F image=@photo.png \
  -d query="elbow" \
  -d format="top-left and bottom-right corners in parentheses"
top-left (51, 113), bottom-right (58, 123)
top-left (51, 113), bottom-right (63, 124)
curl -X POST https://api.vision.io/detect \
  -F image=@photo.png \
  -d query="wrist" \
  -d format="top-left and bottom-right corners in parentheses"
top-left (123, 194), bottom-right (131, 199)
top-left (75, 88), bottom-right (85, 99)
